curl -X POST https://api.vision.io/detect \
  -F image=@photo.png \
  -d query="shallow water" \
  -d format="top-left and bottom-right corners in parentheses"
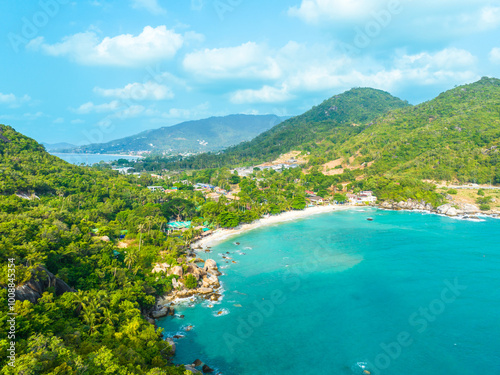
top-left (158, 208), bottom-right (500, 374)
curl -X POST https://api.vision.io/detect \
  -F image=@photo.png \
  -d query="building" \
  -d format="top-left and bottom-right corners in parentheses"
top-left (308, 195), bottom-right (324, 205)
top-left (147, 186), bottom-right (165, 192)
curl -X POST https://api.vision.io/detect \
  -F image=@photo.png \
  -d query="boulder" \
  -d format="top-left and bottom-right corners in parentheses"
top-left (15, 266), bottom-right (74, 304)
top-left (166, 338), bottom-right (176, 355)
top-left (203, 259), bottom-right (221, 276)
top-left (192, 359), bottom-right (203, 367)
top-left (446, 207), bottom-right (458, 216)
top-left (197, 287), bottom-right (213, 294)
top-left (171, 266), bottom-right (183, 277)
top-left (172, 278), bottom-right (181, 289)
top-left (437, 204), bottom-right (452, 215)
top-left (186, 263), bottom-right (205, 280)
top-left (462, 204), bottom-right (480, 213)
top-left (202, 364), bottom-right (214, 373)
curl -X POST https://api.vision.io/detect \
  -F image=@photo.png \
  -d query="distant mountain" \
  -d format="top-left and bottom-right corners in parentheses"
top-left (153, 87), bottom-right (410, 169)
top-left (42, 142), bottom-right (77, 151)
top-left (69, 114), bottom-right (285, 155)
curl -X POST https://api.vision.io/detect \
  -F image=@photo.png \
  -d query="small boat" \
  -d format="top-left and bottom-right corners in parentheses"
top-left (367, 217), bottom-right (374, 221)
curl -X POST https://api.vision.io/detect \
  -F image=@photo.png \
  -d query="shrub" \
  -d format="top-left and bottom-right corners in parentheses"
top-left (183, 274), bottom-right (198, 289)
top-left (479, 204), bottom-right (491, 211)
top-left (447, 189), bottom-right (458, 195)
top-left (477, 189), bottom-right (485, 196)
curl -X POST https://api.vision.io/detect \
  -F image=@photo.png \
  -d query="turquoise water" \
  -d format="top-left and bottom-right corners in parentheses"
top-left (50, 152), bottom-right (140, 165)
top-left (157, 208), bottom-right (500, 374)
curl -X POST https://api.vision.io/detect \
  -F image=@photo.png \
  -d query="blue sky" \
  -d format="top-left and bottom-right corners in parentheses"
top-left (1, 0), bottom-right (499, 145)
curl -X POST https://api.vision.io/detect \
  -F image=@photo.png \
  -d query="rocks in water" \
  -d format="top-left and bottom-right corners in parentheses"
top-left (179, 315), bottom-right (185, 319)
top-left (192, 359), bottom-right (203, 367)
top-left (446, 207), bottom-right (458, 216)
top-left (150, 305), bottom-right (174, 319)
top-left (171, 266), bottom-right (184, 277)
top-left (202, 274), bottom-right (220, 288)
top-left (437, 204), bottom-right (452, 215)
top-left (193, 258), bottom-right (204, 263)
top-left (202, 364), bottom-right (214, 373)
top-left (197, 287), bottom-right (214, 294)
top-left (15, 266), bottom-right (74, 304)
top-left (185, 325), bottom-right (194, 331)
top-left (186, 263), bottom-right (206, 280)
top-left (203, 259), bottom-right (221, 276)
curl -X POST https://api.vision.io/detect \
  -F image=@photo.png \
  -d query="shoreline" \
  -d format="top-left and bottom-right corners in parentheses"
top-left (191, 204), bottom-right (365, 250)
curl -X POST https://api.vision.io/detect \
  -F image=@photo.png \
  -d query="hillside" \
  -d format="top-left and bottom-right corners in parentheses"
top-left (69, 114), bottom-right (285, 155)
top-left (136, 87), bottom-right (410, 170)
top-left (335, 77), bottom-right (500, 184)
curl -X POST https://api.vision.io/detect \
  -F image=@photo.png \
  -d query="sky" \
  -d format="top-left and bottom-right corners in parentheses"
top-left (1, 0), bottom-right (499, 146)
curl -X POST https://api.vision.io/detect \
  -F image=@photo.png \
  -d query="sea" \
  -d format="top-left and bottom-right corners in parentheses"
top-left (157, 208), bottom-right (500, 375)
top-left (50, 152), bottom-right (140, 165)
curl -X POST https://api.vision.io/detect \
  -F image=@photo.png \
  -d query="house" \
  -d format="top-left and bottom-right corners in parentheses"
top-left (346, 193), bottom-right (358, 204)
top-left (206, 192), bottom-right (221, 202)
top-left (308, 195), bottom-right (324, 205)
top-left (147, 186), bottom-right (165, 192)
top-left (357, 191), bottom-right (377, 204)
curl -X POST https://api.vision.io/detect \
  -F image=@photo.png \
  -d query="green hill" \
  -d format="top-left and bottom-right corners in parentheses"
top-left (69, 114), bottom-right (285, 155)
top-left (141, 87), bottom-right (410, 170)
top-left (336, 77), bottom-right (500, 184)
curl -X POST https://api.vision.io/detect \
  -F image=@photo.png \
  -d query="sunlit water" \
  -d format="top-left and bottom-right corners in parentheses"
top-left (157, 208), bottom-right (500, 375)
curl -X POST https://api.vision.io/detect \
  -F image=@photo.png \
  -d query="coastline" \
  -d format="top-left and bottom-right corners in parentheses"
top-left (191, 204), bottom-right (363, 250)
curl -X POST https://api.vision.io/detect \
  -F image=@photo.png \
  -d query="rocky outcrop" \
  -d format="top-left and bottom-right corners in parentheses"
top-left (171, 266), bottom-right (184, 277)
top-left (461, 203), bottom-right (480, 213)
top-left (150, 305), bottom-right (175, 319)
top-left (152, 263), bottom-right (170, 274)
top-left (15, 267), bottom-right (74, 304)
top-left (166, 338), bottom-right (176, 355)
top-left (186, 263), bottom-right (206, 280)
top-left (379, 199), bottom-right (433, 211)
top-left (203, 259), bottom-right (221, 276)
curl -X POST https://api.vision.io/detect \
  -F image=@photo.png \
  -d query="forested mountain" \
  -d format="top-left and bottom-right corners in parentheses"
top-left (0, 125), bottom-right (187, 374)
top-left (69, 114), bottom-right (285, 155)
top-left (131, 78), bottom-right (500, 185)
top-left (332, 77), bottom-right (500, 184)
top-left (133, 87), bottom-right (410, 170)
top-left (41, 142), bottom-right (76, 152)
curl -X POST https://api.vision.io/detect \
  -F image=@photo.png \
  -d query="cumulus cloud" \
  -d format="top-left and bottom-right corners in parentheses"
top-left (183, 42), bottom-right (281, 80)
top-left (27, 26), bottom-right (183, 67)
top-left (490, 47), bottom-right (500, 63)
top-left (73, 101), bottom-right (122, 114)
top-left (130, 0), bottom-right (166, 14)
top-left (0, 92), bottom-right (31, 108)
top-left (94, 81), bottom-right (174, 101)
top-left (227, 45), bottom-right (479, 104)
top-left (230, 85), bottom-right (293, 104)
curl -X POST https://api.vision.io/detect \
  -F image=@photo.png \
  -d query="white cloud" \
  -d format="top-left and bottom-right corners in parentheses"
top-left (0, 92), bottom-right (31, 108)
top-left (479, 6), bottom-right (500, 29)
top-left (395, 48), bottom-right (477, 70)
top-left (288, 0), bottom-right (384, 23)
top-left (112, 105), bottom-right (146, 119)
top-left (53, 117), bottom-right (64, 124)
top-left (183, 42), bottom-right (281, 80)
top-left (490, 47), bottom-right (500, 63)
top-left (73, 101), bottom-right (122, 114)
top-left (71, 119), bottom-right (85, 124)
top-left (28, 26), bottom-right (183, 67)
top-left (94, 81), bottom-right (174, 101)
top-left (130, 0), bottom-right (166, 14)
top-left (230, 85), bottom-right (293, 104)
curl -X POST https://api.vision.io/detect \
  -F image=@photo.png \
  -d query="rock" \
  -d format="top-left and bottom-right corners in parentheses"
top-left (192, 359), bottom-right (203, 367)
top-left (179, 315), bottom-right (185, 319)
top-left (202, 364), bottom-right (214, 373)
top-left (187, 264), bottom-right (205, 280)
top-left (152, 263), bottom-right (170, 274)
top-left (204, 259), bottom-right (221, 276)
top-left (193, 258), bottom-right (204, 263)
top-left (462, 203), bottom-right (480, 213)
top-left (446, 207), bottom-right (458, 216)
top-left (172, 278), bottom-right (181, 289)
top-left (166, 338), bottom-right (176, 355)
top-left (15, 266), bottom-right (74, 304)
top-left (100, 236), bottom-right (110, 242)
top-left (151, 307), bottom-right (169, 319)
top-left (437, 204), bottom-right (452, 215)
top-left (446, 194), bottom-right (454, 201)
top-left (198, 287), bottom-right (213, 294)
top-left (171, 266), bottom-right (184, 277)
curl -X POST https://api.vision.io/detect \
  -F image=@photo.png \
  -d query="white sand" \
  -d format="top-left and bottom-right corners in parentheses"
top-left (191, 204), bottom-right (359, 250)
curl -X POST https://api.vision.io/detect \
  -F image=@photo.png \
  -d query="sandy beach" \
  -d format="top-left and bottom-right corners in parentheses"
top-left (191, 204), bottom-right (361, 250)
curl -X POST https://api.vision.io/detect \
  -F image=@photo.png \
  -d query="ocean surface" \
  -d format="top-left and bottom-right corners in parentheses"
top-left (50, 152), bottom-right (140, 165)
top-left (157, 208), bottom-right (500, 375)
